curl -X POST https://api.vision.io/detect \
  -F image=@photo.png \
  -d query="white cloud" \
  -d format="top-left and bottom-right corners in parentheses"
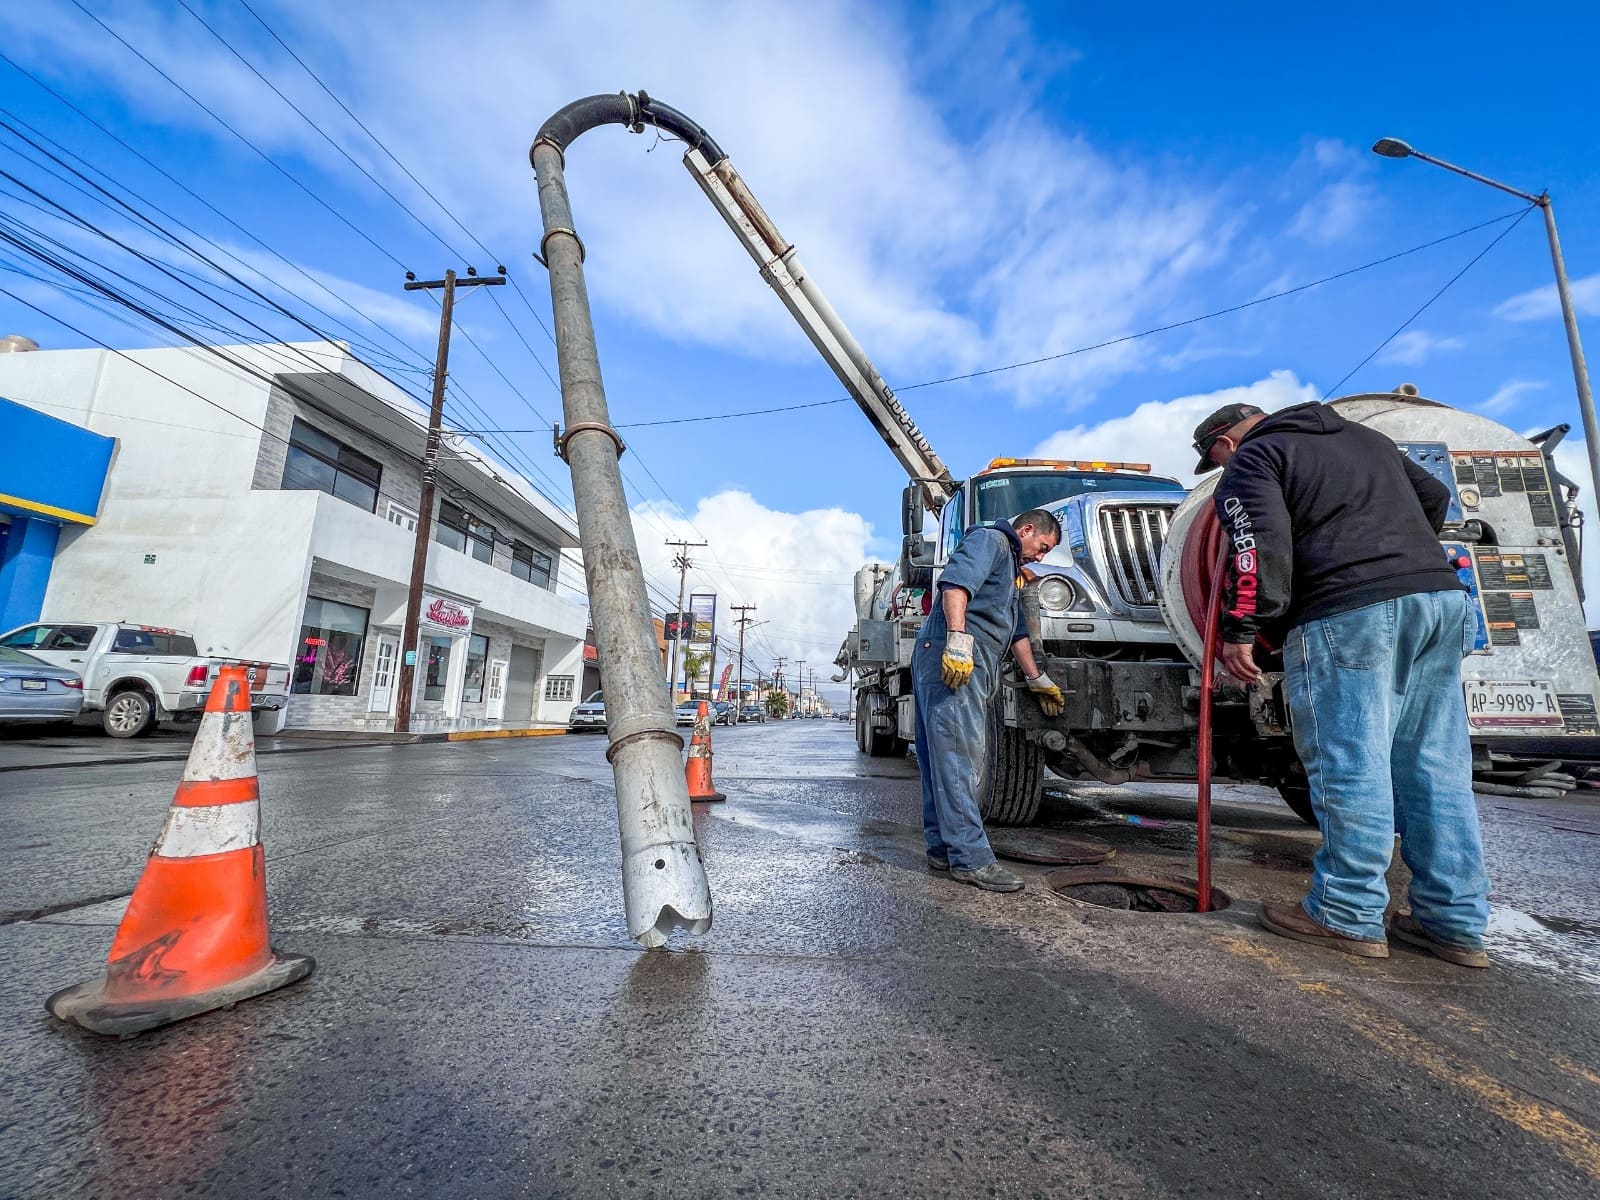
top-left (1480, 378), bottom-right (1545, 417)
top-left (1032, 369), bottom-right (1320, 481)
top-left (629, 490), bottom-right (873, 693)
top-left (1378, 329), bottom-right (1465, 367)
top-left (1288, 180), bottom-right (1373, 245)
top-left (1, 0), bottom-right (1233, 404)
top-left (1494, 273), bottom-right (1600, 323)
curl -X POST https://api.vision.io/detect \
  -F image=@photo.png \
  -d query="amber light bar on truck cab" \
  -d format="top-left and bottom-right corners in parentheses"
top-left (984, 458), bottom-right (1152, 472)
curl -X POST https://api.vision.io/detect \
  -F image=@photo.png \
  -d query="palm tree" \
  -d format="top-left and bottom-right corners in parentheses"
top-left (681, 647), bottom-right (709, 697)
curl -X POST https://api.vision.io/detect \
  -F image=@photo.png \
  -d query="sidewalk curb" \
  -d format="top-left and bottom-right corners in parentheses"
top-left (0, 726), bottom-right (564, 773)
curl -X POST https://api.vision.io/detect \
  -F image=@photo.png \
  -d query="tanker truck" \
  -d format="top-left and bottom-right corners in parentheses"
top-left (840, 385), bottom-right (1600, 827)
top-left (615, 93), bottom-right (1600, 826)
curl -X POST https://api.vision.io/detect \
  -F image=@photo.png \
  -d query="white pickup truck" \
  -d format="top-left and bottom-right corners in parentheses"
top-left (0, 621), bottom-right (291, 738)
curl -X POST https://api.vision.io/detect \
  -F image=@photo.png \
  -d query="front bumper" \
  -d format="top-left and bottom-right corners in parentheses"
top-left (1006, 656), bottom-right (1199, 734)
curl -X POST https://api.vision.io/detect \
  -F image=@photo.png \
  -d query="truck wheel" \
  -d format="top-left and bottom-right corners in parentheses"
top-left (103, 689), bottom-right (155, 739)
top-left (857, 692), bottom-right (906, 757)
top-left (1277, 783), bottom-right (1319, 829)
top-left (977, 693), bottom-right (1043, 826)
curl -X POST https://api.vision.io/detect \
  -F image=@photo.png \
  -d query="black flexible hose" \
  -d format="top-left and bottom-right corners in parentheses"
top-left (532, 91), bottom-right (726, 164)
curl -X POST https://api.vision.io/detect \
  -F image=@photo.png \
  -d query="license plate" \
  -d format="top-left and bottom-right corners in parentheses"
top-left (1464, 679), bottom-right (1563, 729)
top-left (20, 679), bottom-right (47, 691)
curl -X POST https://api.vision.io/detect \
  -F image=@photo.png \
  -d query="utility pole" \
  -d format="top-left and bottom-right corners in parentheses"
top-left (731, 605), bottom-right (757, 722)
top-left (394, 266), bottom-right (504, 734)
top-left (795, 659), bottom-right (807, 719)
top-left (772, 656), bottom-right (785, 716)
top-left (665, 539), bottom-right (705, 701)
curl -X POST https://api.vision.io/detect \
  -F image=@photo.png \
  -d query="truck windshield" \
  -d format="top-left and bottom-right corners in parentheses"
top-left (973, 472), bottom-right (1183, 524)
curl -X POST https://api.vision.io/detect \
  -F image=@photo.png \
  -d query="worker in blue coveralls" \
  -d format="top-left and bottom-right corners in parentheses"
top-left (913, 508), bottom-right (1066, 893)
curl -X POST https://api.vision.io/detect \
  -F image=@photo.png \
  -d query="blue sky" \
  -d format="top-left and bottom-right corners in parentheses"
top-left (1, 1), bottom-right (1597, 692)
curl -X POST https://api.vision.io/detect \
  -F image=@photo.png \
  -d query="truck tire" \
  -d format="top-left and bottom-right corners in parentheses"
top-left (1276, 783), bottom-right (1319, 829)
top-left (977, 692), bottom-right (1043, 826)
top-left (854, 700), bottom-right (868, 752)
top-left (103, 688), bottom-right (155, 739)
top-left (857, 691), bottom-right (906, 757)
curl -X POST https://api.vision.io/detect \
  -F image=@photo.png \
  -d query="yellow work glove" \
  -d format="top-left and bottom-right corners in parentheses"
top-left (940, 631), bottom-right (975, 689)
top-left (1026, 670), bottom-right (1065, 717)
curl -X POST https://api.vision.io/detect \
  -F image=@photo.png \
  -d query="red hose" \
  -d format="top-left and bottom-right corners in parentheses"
top-left (1195, 536), bottom-right (1227, 914)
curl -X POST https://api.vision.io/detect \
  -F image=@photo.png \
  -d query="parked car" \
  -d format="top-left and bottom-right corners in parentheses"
top-left (0, 621), bottom-right (290, 738)
top-left (0, 646), bottom-right (85, 725)
top-left (567, 690), bottom-right (606, 733)
top-left (738, 705), bottom-right (766, 724)
top-left (712, 701), bottom-right (734, 726)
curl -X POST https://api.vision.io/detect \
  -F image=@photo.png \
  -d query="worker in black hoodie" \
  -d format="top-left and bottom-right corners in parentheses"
top-left (1195, 400), bottom-right (1491, 967)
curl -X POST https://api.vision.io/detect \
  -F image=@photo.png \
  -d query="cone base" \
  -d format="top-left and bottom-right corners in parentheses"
top-left (46, 950), bottom-right (315, 1038)
top-left (688, 789), bottom-right (726, 802)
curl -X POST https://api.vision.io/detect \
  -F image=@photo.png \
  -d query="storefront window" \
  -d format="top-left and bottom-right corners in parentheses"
top-left (424, 635), bottom-right (453, 701)
top-left (294, 597), bottom-right (369, 696)
top-left (462, 634), bottom-right (489, 704)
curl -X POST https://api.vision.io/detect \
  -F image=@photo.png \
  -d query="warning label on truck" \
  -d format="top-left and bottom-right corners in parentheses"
top-left (1475, 552), bottom-right (1554, 590)
top-left (1453, 452), bottom-right (1502, 497)
top-left (1558, 694), bottom-right (1600, 736)
top-left (1480, 589), bottom-right (1539, 646)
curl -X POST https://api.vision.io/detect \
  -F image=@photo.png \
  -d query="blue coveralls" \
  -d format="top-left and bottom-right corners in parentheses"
top-left (912, 520), bottom-right (1029, 870)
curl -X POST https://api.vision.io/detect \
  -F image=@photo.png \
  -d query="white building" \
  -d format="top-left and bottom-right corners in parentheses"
top-left (0, 340), bottom-right (588, 732)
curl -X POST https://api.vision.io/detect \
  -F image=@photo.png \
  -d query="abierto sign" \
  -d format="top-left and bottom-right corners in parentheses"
top-left (421, 591), bottom-right (475, 632)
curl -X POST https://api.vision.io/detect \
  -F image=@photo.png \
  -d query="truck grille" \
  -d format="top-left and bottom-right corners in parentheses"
top-left (1097, 505), bottom-right (1173, 607)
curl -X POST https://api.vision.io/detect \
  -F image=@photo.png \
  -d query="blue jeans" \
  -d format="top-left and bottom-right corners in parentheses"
top-left (1284, 590), bottom-right (1491, 947)
top-left (912, 620), bottom-right (1000, 872)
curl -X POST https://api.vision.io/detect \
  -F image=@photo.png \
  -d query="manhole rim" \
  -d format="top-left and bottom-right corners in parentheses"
top-left (1044, 865), bottom-right (1232, 913)
top-left (990, 830), bottom-right (1116, 866)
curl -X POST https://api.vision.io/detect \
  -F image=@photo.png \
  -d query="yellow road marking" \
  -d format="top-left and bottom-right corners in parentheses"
top-left (1218, 935), bottom-right (1600, 1181)
top-left (1439, 1001), bottom-right (1600, 1091)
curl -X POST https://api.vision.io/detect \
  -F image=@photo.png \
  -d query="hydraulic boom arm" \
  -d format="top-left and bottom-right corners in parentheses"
top-left (538, 90), bottom-right (956, 509)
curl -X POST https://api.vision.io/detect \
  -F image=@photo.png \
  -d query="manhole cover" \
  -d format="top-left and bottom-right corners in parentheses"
top-left (990, 830), bottom-right (1114, 866)
top-left (1045, 866), bottom-right (1230, 913)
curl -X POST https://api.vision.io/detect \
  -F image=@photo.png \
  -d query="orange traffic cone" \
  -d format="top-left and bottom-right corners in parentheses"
top-left (47, 665), bottom-right (314, 1036)
top-left (685, 700), bottom-right (726, 803)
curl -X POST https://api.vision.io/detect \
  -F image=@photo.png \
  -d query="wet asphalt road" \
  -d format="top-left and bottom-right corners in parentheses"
top-left (1, 720), bottom-right (1598, 1199)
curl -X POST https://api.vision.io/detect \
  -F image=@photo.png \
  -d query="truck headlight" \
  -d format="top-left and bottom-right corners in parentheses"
top-left (1035, 577), bottom-right (1076, 612)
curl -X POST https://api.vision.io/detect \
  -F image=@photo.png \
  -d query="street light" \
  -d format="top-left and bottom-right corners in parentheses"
top-left (1372, 137), bottom-right (1598, 508)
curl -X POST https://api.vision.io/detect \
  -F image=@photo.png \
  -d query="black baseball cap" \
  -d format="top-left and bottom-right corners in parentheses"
top-left (1191, 403), bottom-right (1264, 473)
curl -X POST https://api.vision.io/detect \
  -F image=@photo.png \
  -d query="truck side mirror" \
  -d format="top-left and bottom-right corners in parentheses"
top-left (901, 533), bottom-right (935, 591)
top-left (900, 482), bottom-right (924, 538)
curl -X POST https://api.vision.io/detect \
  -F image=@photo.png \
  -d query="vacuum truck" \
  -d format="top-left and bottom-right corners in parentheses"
top-left (627, 94), bottom-right (1600, 826)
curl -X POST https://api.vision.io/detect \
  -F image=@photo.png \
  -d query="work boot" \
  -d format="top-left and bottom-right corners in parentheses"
top-left (926, 854), bottom-right (950, 873)
top-left (1258, 902), bottom-right (1388, 958)
top-left (951, 862), bottom-right (1024, 893)
top-left (1388, 912), bottom-right (1490, 969)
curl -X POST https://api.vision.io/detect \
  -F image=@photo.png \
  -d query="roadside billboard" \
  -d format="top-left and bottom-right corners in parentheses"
top-left (689, 593), bottom-right (716, 644)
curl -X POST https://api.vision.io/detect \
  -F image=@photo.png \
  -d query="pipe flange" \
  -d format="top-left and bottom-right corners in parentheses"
top-left (529, 135), bottom-right (565, 172)
top-left (555, 421), bottom-right (627, 463)
top-left (605, 726), bottom-right (685, 763)
top-left (540, 225), bottom-right (586, 265)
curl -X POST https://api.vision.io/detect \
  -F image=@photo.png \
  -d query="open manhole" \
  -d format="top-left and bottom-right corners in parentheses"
top-left (1045, 866), bottom-right (1231, 913)
top-left (990, 829), bottom-right (1114, 866)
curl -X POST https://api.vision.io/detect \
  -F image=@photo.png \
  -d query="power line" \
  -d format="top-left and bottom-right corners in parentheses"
top-left (233, 0), bottom-right (561, 350)
top-left (1321, 205), bottom-right (1537, 399)
top-left (68, 0), bottom-right (410, 271)
top-left (445, 206), bottom-right (1536, 436)
top-left (0, 62), bottom-right (427, 371)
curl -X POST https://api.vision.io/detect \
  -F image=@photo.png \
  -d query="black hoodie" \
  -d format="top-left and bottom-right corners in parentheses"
top-left (1212, 402), bottom-right (1462, 644)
